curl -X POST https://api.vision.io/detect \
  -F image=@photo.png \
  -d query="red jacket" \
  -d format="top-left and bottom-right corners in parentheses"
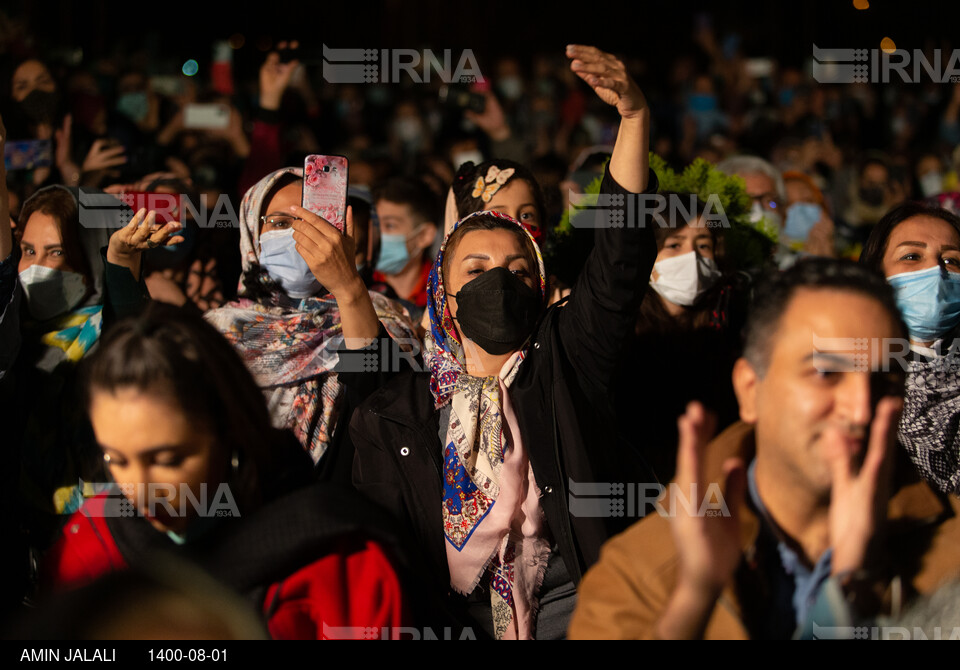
top-left (43, 494), bottom-right (409, 640)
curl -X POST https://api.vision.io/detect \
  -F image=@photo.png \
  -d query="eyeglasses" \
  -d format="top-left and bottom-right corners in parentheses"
top-left (750, 193), bottom-right (781, 211)
top-left (259, 215), bottom-right (304, 229)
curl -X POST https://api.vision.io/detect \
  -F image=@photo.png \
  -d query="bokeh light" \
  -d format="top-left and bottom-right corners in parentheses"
top-left (182, 59), bottom-right (199, 76)
top-left (228, 33), bottom-right (245, 49)
top-left (853, 0), bottom-right (869, 10)
top-left (880, 37), bottom-right (896, 53)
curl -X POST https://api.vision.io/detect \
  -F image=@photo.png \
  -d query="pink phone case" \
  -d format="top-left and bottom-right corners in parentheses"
top-left (302, 154), bottom-right (349, 233)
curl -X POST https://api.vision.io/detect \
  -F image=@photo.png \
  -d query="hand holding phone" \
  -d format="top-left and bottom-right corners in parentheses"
top-left (302, 154), bottom-right (348, 233)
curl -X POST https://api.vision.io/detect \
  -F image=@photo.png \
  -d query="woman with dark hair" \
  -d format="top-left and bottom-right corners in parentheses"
top-left (0, 111), bottom-right (184, 615)
top-left (344, 45), bottom-right (658, 639)
top-left (613, 194), bottom-right (746, 482)
top-left (41, 302), bottom-right (410, 639)
top-left (859, 201), bottom-right (960, 495)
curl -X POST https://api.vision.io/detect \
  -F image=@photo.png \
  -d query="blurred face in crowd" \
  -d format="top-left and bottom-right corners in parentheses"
top-left (259, 180), bottom-right (302, 235)
top-left (374, 199), bottom-right (435, 272)
top-left (18, 211), bottom-right (74, 273)
top-left (734, 289), bottom-right (904, 500)
top-left (445, 228), bottom-right (536, 329)
top-left (651, 222), bottom-right (715, 282)
top-left (11, 59), bottom-right (55, 102)
top-left (785, 178), bottom-right (819, 208)
top-left (859, 163), bottom-right (890, 205)
top-left (880, 216), bottom-right (960, 278)
top-left (484, 180), bottom-right (541, 239)
top-left (91, 388), bottom-right (225, 534)
top-left (742, 172), bottom-right (780, 216)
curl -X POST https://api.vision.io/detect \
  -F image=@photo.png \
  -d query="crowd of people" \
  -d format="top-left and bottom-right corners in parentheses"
top-left (3, 14), bottom-right (960, 640)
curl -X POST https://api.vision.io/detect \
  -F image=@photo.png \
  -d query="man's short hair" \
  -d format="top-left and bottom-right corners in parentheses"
top-left (742, 258), bottom-right (906, 377)
top-left (716, 155), bottom-right (786, 203)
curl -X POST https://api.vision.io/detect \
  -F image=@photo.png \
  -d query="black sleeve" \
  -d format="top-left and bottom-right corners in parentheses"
top-left (0, 252), bottom-right (21, 381)
top-left (334, 324), bottom-right (423, 409)
top-left (556, 166), bottom-right (659, 397)
top-left (98, 247), bottom-right (151, 328)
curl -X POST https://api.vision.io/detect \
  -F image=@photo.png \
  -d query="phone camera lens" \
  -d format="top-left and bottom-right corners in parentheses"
top-left (323, 165), bottom-right (330, 172)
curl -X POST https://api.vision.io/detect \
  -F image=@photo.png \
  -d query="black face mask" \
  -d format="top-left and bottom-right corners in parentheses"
top-left (859, 185), bottom-right (886, 207)
top-left (451, 266), bottom-right (542, 355)
top-left (18, 89), bottom-right (60, 125)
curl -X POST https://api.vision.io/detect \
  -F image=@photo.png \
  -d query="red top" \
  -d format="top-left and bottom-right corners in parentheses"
top-left (42, 496), bottom-right (408, 640)
top-left (374, 258), bottom-right (433, 308)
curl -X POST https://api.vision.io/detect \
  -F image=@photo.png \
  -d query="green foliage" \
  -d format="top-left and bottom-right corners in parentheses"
top-left (544, 153), bottom-right (780, 283)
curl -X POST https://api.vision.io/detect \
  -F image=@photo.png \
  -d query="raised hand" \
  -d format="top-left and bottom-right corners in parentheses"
top-left (82, 138), bottom-right (128, 173)
top-left (107, 208), bottom-right (184, 280)
top-left (260, 41), bottom-right (300, 111)
top-left (567, 44), bottom-right (648, 120)
top-left (656, 402), bottom-right (746, 639)
top-left (567, 45), bottom-right (649, 192)
top-left (826, 396), bottom-right (903, 577)
top-left (464, 90), bottom-right (511, 142)
top-left (185, 257), bottom-right (225, 311)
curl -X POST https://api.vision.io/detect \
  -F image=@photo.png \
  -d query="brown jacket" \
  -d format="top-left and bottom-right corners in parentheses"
top-left (567, 422), bottom-right (960, 639)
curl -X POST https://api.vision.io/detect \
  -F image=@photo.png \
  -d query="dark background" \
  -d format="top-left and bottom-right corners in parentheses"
top-left (5, 0), bottom-right (959, 84)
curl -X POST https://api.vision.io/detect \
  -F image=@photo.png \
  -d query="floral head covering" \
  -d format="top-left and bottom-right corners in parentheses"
top-left (424, 210), bottom-right (546, 407)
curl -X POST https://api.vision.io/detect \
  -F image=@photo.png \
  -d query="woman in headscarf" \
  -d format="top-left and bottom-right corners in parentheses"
top-left (0, 110), bottom-right (181, 614)
top-left (859, 201), bottom-right (960, 496)
top-left (345, 45), bottom-right (658, 639)
top-left (204, 167), bottom-right (417, 480)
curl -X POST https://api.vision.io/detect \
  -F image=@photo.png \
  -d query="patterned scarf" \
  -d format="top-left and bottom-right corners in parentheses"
top-left (426, 210), bottom-right (550, 639)
top-left (206, 168), bottom-right (416, 463)
top-left (40, 305), bottom-right (104, 363)
top-left (899, 346), bottom-right (960, 495)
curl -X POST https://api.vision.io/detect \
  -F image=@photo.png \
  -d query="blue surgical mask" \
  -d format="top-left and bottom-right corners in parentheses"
top-left (259, 229), bottom-right (322, 298)
top-left (376, 232), bottom-right (414, 275)
top-left (783, 203), bottom-right (821, 243)
top-left (888, 265), bottom-right (960, 343)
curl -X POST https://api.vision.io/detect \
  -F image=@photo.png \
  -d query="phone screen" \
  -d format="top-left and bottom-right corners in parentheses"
top-left (4, 139), bottom-right (53, 170)
top-left (302, 155), bottom-right (349, 233)
top-left (183, 104), bottom-right (230, 129)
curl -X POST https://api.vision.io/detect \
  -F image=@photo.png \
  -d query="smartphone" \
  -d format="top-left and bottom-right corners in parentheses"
top-left (4, 139), bottom-right (53, 170)
top-left (302, 155), bottom-right (349, 233)
top-left (116, 191), bottom-right (183, 226)
top-left (183, 103), bottom-right (230, 129)
top-left (439, 85), bottom-right (486, 114)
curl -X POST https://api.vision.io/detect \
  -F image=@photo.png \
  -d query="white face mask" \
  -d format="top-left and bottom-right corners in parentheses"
top-left (749, 200), bottom-right (783, 230)
top-left (919, 171), bottom-right (944, 198)
top-left (19, 264), bottom-right (87, 321)
top-left (649, 251), bottom-right (721, 307)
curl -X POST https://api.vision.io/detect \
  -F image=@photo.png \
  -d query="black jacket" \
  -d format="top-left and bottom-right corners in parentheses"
top-left (344, 167), bottom-right (660, 598)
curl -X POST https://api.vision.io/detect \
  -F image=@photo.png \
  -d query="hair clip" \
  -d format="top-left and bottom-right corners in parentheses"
top-left (473, 166), bottom-right (516, 202)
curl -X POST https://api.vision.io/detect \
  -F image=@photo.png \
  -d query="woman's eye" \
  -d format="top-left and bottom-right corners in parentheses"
top-left (21, 248), bottom-right (34, 256)
top-left (899, 253), bottom-right (920, 261)
top-left (467, 268), bottom-right (483, 276)
top-left (154, 455), bottom-right (184, 467)
top-left (944, 257), bottom-right (959, 266)
top-left (667, 243), bottom-right (681, 250)
top-left (51, 249), bottom-right (63, 257)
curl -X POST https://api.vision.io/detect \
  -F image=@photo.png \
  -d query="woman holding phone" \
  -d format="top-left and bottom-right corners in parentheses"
top-left (202, 166), bottom-right (416, 480)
